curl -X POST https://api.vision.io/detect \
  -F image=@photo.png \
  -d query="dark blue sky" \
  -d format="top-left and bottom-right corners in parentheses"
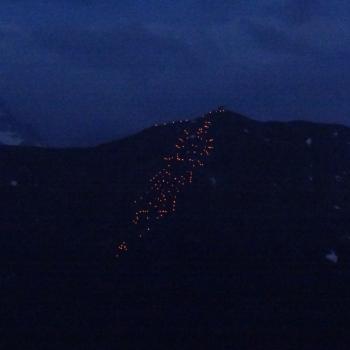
top-left (0, 1), bottom-right (349, 146)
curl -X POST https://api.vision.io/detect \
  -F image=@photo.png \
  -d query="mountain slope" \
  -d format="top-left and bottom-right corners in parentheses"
top-left (1, 109), bottom-right (350, 348)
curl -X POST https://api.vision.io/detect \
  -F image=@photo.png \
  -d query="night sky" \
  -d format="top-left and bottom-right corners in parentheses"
top-left (0, 1), bottom-right (349, 146)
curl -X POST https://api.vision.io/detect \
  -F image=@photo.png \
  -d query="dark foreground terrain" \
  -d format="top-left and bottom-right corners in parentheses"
top-left (1, 109), bottom-right (350, 349)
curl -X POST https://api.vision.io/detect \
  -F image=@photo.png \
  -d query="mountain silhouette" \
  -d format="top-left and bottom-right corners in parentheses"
top-left (1, 108), bottom-right (350, 349)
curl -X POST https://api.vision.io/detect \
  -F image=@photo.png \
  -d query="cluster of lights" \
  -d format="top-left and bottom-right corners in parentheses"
top-left (115, 241), bottom-right (128, 258)
top-left (116, 108), bottom-right (224, 258)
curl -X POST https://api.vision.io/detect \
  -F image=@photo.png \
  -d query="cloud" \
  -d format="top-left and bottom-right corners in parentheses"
top-left (31, 24), bottom-right (200, 73)
top-left (0, 0), bottom-right (349, 146)
top-left (241, 19), bottom-right (319, 56)
top-left (269, 0), bottom-right (322, 25)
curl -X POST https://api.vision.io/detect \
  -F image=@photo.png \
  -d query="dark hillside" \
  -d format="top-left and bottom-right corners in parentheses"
top-left (1, 109), bottom-right (350, 348)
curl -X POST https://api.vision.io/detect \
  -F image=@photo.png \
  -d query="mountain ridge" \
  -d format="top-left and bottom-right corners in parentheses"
top-left (2, 108), bottom-right (350, 348)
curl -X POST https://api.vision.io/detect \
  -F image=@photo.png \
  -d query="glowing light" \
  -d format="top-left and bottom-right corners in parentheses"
top-left (116, 110), bottom-right (219, 258)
